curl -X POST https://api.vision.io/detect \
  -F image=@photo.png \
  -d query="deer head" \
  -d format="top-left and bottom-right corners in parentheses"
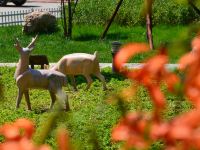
top-left (14, 35), bottom-right (38, 79)
top-left (14, 35), bottom-right (38, 54)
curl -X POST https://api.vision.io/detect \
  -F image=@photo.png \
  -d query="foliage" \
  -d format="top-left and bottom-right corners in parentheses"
top-left (74, 0), bottom-right (200, 26)
top-left (111, 31), bottom-right (200, 149)
top-left (152, 0), bottom-right (198, 25)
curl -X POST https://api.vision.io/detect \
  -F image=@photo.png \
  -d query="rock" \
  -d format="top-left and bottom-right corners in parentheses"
top-left (23, 11), bottom-right (57, 34)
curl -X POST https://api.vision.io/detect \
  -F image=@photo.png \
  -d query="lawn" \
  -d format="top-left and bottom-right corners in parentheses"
top-left (0, 23), bottom-right (195, 149)
top-left (0, 1), bottom-right (198, 148)
top-left (0, 67), bottom-right (192, 149)
top-left (0, 24), bottom-right (188, 63)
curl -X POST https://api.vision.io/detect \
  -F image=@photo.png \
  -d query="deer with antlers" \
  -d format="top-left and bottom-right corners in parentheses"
top-left (14, 35), bottom-right (69, 111)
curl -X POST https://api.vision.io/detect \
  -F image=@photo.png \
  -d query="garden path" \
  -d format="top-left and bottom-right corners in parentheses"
top-left (0, 63), bottom-right (178, 70)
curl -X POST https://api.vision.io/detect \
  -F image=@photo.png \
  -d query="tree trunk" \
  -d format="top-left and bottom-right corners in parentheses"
top-left (146, 13), bottom-right (153, 49)
top-left (100, 0), bottom-right (124, 39)
top-left (145, 0), bottom-right (154, 50)
top-left (72, 0), bottom-right (79, 17)
top-left (67, 0), bottom-right (72, 39)
top-left (61, 0), bottom-right (67, 37)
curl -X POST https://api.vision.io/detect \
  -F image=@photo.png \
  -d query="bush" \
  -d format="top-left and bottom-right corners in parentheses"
top-left (74, 0), bottom-right (200, 26)
top-left (73, 0), bottom-right (115, 25)
top-left (152, 0), bottom-right (199, 25)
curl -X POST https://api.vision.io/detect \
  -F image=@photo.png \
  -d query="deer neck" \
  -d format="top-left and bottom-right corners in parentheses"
top-left (14, 55), bottom-right (30, 79)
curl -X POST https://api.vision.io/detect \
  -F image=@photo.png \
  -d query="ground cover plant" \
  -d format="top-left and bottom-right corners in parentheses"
top-left (0, 24), bottom-right (188, 63)
top-left (0, 66), bottom-right (192, 149)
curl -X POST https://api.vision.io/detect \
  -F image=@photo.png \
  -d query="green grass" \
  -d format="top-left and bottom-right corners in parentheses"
top-left (0, 67), bottom-right (192, 149)
top-left (0, 24), bottom-right (188, 63)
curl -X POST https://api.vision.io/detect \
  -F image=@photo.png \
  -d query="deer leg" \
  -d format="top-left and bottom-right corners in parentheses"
top-left (94, 72), bottom-right (107, 90)
top-left (49, 91), bottom-right (56, 109)
top-left (84, 75), bottom-right (93, 90)
top-left (16, 89), bottom-right (23, 109)
top-left (70, 75), bottom-right (77, 91)
top-left (54, 90), bottom-right (70, 111)
top-left (64, 94), bottom-right (70, 111)
top-left (24, 90), bottom-right (32, 110)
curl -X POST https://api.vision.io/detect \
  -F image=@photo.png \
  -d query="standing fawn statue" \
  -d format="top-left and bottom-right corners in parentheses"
top-left (14, 35), bottom-right (69, 111)
top-left (51, 51), bottom-right (107, 91)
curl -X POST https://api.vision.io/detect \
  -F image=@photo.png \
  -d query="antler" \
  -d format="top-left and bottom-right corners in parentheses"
top-left (27, 35), bottom-right (38, 50)
top-left (14, 38), bottom-right (22, 51)
top-left (15, 38), bottom-right (21, 47)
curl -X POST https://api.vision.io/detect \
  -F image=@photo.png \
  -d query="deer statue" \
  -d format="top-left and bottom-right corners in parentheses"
top-left (51, 51), bottom-right (107, 91)
top-left (14, 35), bottom-right (69, 111)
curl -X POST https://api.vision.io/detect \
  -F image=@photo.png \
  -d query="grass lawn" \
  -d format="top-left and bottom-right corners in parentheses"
top-left (0, 67), bottom-right (192, 149)
top-left (0, 24), bottom-right (188, 63)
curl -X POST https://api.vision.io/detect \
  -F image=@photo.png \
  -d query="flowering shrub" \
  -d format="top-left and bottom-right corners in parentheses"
top-left (111, 34), bottom-right (200, 149)
top-left (0, 118), bottom-right (70, 150)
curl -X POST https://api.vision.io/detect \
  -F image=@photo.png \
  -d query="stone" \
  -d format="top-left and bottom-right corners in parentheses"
top-left (23, 11), bottom-right (57, 34)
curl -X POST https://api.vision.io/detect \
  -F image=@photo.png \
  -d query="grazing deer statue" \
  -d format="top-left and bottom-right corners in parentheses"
top-left (51, 52), bottom-right (107, 91)
top-left (14, 35), bottom-right (69, 111)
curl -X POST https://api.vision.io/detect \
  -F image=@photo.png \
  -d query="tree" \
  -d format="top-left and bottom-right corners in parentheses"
top-left (61, 0), bottom-right (79, 39)
top-left (61, 0), bottom-right (67, 37)
top-left (67, 0), bottom-right (72, 39)
top-left (144, 0), bottom-right (154, 50)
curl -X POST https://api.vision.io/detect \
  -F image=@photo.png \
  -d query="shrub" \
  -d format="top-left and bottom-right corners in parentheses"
top-left (111, 33), bottom-right (200, 149)
top-left (73, 0), bottom-right (200, 26)
top-left (152, 0), bottom-right (199, 25)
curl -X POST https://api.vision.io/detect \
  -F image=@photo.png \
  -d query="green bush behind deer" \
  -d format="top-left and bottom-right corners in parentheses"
top-left (74, 0), bottom-right (200, 26)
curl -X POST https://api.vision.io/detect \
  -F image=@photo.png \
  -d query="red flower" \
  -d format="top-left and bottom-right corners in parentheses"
top-left (57, 129), bottom-right (71, 150)
top-left (14, 118), bottom-right (35, 139)
top-left (150, 122), bottom-right (169, 140)
top-left (114, 43), bottom-right (150, 72)
top-left (112, 34), bottom-right (200, 150)
top-left (0, 119), bottom-right (52, 150)
top-left (112, 112), bottom-right (149, 149)
top-left (192, 35), bottom-right (200, 52)
top-left (0, 124), bottom-right (21, 141)
top-left (147, 85), bottom-right (166, 109)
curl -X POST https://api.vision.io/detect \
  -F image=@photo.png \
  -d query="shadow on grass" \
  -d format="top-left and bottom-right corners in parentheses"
top-left (74, 32), bottom-right (129, 41)
top-left (68, 69), bottom-right (126, 88)
top-left (74, 34), bottom-right (99, 41)
top-left (106, 32), bottom-right (129, 41)
top-left (22, 27), bottom-right (60, 36)
top-left (102, 71), bottom-right (125, 82)
top-left (33, 108), bottom-right (49, 114)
